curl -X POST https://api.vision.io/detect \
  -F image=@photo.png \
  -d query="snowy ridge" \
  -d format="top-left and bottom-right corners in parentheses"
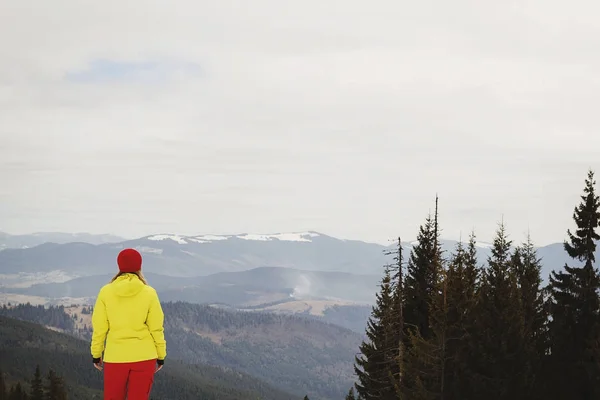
top-left (146, 234), bottom-right (188, 244)
top-left (237, 232), bottom-right (319, 242)
top-left (407, 239), bottom-right (493, 249)
top-left (146, 231), bottom-right (321, 244)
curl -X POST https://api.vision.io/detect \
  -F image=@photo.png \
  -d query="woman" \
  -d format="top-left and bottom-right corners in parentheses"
top-left (90, 248), bottom-right (166, 400)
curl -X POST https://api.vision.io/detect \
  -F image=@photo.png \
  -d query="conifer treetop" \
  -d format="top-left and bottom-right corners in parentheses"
top-left (564, 168), bottom-right (600, 264)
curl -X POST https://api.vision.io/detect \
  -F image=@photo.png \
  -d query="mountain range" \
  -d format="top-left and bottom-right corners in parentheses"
top-left (0, 230), bottom-right (583, 332)
top-left (0, 230), bottom-right (581, 280)
top-left (0, 231), bottom-right (125, 250)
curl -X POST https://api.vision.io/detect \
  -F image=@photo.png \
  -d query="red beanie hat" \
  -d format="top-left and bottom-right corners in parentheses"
top-left (117, 248), bottom-right (142, 273)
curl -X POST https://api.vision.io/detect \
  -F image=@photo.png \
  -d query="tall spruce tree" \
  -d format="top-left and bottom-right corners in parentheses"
top-left (354, 265), bottom-right (397, 399)
top-left (512, 234), bottom-right (546, 399)
top-left (444, 238), bottom-right (479, 400)
top-left (470, 221), bottom-right (524, 399)
top-left (404, 197), bottom-right (442, 343)
top-left (400, 238), bottom-right (481, 400)
top-left (445, 232), bottom-right (481, 400)
top-left (395, 196), bottom-right (444, 398)
top-left (547, 169), bottom-right (600, 399)
top-left (29, 366), bottom-right (43, 400)
top-left (400, 252), bottom-right (447, 400)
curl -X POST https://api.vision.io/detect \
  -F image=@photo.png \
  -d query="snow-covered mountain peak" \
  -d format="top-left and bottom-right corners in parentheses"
top-left (236, 232), bottom-right (320, 242)
top-left (146, 231), bottom-right (322, 244)
top-left (146, 234), bottom-right (189, 244)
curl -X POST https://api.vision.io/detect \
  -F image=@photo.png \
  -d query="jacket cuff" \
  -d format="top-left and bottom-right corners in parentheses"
top-left (93, 357), bottom-right (101, 364)
top-left (157, 359), bottom-right (164, 365)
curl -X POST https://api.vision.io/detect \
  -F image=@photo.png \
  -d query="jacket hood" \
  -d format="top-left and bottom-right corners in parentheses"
top-left (110, 274), bottom-right (146, 297)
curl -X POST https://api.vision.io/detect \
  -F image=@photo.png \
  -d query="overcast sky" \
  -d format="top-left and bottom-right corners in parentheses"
top-left (1, 1), bottom-right (600, 246)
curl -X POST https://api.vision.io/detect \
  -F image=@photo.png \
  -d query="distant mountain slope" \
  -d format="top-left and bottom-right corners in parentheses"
top-left (0, 231), bottom-right (507, 278)
top-left (0, 314), bottom-right (298, 400)
top-left (0, 231), bottom-right (390, 276)
top-left (0, 232), bottom-right (125, 250)
top-left (0, 231), bottom-right (582, 289)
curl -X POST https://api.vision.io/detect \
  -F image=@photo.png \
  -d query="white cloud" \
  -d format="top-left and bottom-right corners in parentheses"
top-left (1, 0), bottom-right (600, 245)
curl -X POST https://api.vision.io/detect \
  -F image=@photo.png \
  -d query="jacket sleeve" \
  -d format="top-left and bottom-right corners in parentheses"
top-left (90, 288), bottom-right (109, 359)
top-left (147, 289), bottom-right (167, 360)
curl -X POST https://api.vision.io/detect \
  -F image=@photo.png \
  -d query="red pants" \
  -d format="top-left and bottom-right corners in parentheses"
top-left (103, 359), bottom-right (156, 400)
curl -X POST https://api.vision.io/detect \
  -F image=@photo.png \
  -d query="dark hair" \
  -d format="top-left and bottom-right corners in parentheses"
top-left (110, 271), bottom-right (147, 285)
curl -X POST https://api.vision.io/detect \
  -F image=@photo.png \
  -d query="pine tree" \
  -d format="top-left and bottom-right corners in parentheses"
top-left (512, 234), bottom-right (547, 399)
top-left (392, 197), bottom-right (444, 399)
top-left (400, 237), bottom-right (481, 400)
top-left (401, 258), bottom-right (447, 400)
top-left (443, 238), bottom-right (479, 400)
top-left (29, 366), bottom-right (43, 400)
top-left (404, 197), bottom-right (442, 343)
top-left (404, 222), bottom-right (439, 340)
top-left (457, 230), bottom-right (481, 398)
top-left (44, 370), bottom-right (67, 400)
top-left (470, 221), bottom-right (524, 399)
top-left (354, 266), bottom-right (397, 399)
top-left (547, 169), bottom-right (600, 399)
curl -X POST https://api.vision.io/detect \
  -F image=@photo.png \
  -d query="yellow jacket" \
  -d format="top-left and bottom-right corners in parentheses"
top-left (90, 274), bottom-right (166, 363)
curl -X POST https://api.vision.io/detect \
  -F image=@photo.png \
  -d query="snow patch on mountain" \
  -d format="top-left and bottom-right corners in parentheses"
top-left (407, 239), bottom-right (493, 249)
top-left (190, 235), bottom-right (229, 243)
top-left (237, 232), bottom-right (319, 242)
top-left (147, 234), bottom-right (188, 244)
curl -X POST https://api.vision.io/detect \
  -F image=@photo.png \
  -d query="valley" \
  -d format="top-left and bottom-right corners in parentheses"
top-left (0, 301), bottom-right (362, 399)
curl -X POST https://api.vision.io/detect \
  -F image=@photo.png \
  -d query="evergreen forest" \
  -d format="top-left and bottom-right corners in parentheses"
top-left (351, 169), bottom-right (600, 400)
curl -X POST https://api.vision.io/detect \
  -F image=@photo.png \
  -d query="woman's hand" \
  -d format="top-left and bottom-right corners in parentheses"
top-left (156, 359), bottom-right (164, 372)
top-left (93, 357), bottom-right (103, 371)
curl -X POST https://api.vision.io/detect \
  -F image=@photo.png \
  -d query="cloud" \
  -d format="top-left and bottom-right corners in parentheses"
top-left (1, 0), bottom-right (600, 245)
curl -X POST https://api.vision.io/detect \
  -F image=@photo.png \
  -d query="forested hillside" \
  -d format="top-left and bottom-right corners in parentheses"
top-left (351, 170), bottom-right (600, 400)
top-left (160, 301), bottom-right (361, 399)
top-left (0, 315), bottom-right (299, 399)
top-left (0, 301), bottom-right (362, 399)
